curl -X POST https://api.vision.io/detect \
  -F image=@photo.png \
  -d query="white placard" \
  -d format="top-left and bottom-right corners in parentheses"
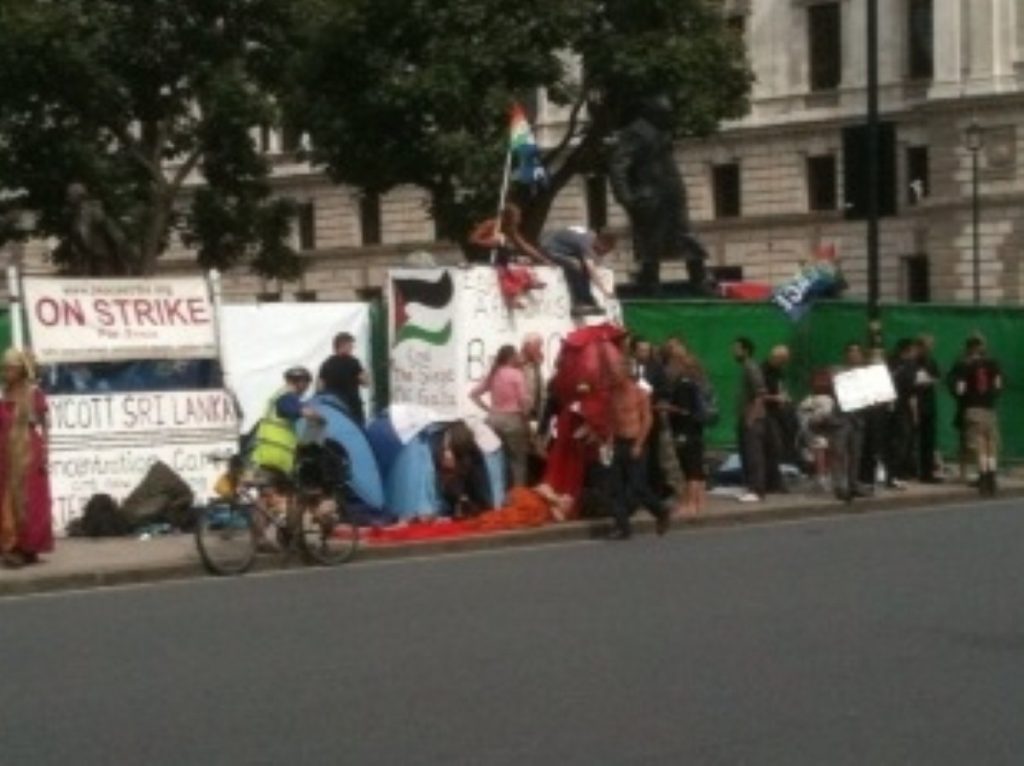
top-left (47, 389), bottom-right (239, 532)
top-left (23, 277), bottom-right (217, 363)
top-left (833, 364), bottom-right (897, 413)
top-left (388, 266), bottom-right (620, 418)
top-left (219, 303), bottom-right (372, 433)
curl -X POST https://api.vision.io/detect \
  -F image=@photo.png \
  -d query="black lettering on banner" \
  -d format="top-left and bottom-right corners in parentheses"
top-left (466, 339), bottom-right (487, 381)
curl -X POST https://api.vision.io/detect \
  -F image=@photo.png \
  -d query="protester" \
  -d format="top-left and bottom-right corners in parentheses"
top-left (470, 345), bottom-right (532, 488)
top-left (520, 333), bottom-right (547, 484)
top-left (733, 337), bottom-right (768, 503)
top-left (468, 204), bottom-right (549, 308)
top-left (607, 359), bottom-right (671, 539)
top-left (952, 337), bottom-right (1003, 495)
top-left (886, 339), bottom-right (920, 485)
top-left (250, 366), bottom-right (318, 476)
top-left (762, 345), bottom-right (795, 492)
top-left (629, 335), bottom-right (676, 497)
top-left (797, 368), bottom-right (839, 493)
top-left (660, 347), bottom-right (709, 516)
top-left (831, 343), bottom-right (869, 502)
top-left (434, 421), bottom-right (492, 518)
top-left (0, 349), bottom-right (53, 568)
top-left (540, 226), bottom-right (616, 316)
top-left (914, 335), bottom-right (941, 482)
top-left (318, 332), bottom-right (368, 426)
top-left (946, 344), bottom-right (971, 482)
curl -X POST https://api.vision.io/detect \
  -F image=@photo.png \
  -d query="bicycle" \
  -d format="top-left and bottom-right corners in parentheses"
top-left (195, 445), bottom-right (360, 576)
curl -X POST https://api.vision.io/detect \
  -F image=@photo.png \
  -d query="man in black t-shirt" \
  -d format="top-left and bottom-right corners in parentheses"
top-left (318, 332), bottom-right (368, 426)
top-left (953, 337), bottom-right (1003, 495)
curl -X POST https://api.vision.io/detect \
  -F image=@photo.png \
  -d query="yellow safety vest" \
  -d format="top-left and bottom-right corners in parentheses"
top-left (251, 390), bottom-right (298, 474)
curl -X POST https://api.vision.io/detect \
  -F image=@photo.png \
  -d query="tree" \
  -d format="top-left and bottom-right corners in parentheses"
top-left (289, 0), bottom-right (752, 245)
top-left (0, 0), bottom-right (304, 277)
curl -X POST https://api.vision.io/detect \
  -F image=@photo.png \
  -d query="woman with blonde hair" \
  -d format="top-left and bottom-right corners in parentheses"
top-left (0, 348), bottom-right (54, 567)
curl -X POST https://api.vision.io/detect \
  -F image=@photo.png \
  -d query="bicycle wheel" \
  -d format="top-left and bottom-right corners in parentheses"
top-left (297, 497), bottom-right (359, 566)
top-left (195, 503), bottom-right (258, 575)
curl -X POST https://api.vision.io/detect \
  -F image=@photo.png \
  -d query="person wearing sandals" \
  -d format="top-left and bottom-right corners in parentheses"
top-left (0, 348), bottom-right (54, 568)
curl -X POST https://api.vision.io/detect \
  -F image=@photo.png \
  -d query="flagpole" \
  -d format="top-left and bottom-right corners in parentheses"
top-left (490, 147), bottom-right (513, 265)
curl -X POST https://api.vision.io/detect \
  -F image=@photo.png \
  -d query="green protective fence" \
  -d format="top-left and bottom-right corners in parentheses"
top-left (623, 300), bottom-right (1024, 461)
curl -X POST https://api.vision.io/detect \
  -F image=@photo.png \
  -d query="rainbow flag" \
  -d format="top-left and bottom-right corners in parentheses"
top-left (509, 103), bottom-right (547, 188)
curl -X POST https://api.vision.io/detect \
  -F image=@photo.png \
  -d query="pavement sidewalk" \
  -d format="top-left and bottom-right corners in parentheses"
top-left (1, 479), bottom-right (1020, 598)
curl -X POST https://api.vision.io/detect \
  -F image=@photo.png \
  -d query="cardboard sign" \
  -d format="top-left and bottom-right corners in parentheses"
top-left (23, 277), bottom-right (217, 363)
top-left (388, 266), bottom-right (620, 417)
top-left (47, 389), bottom-right (239, 531)
top-left (833, 364), bottom-right (897, 413)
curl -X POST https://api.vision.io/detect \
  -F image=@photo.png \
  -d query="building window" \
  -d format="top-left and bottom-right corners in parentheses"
top-left (903, 255), bottom-right (930, 303)
top-left (908, 0), bottom-right (934, 80)
top-left (585, 175), bottom-right (608, 230)
top-left (808, 3), bottom-right (842, 91)
top-left (712, 163), bottom-right (742, 219)
top-left (906, 145), bottom-right (930, 205)
top-left (807, 155), bottom-right (838, 211)
top-left (359, 192), bottom-right (382, 246)
top-left (297, 201), bottom-right (316, 251)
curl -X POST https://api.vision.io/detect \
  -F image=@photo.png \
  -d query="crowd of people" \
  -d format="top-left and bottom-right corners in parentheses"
top-left (0, 311), bottom-right (1007, 566)
top-left (457, 327), bottom-right (1006, 539)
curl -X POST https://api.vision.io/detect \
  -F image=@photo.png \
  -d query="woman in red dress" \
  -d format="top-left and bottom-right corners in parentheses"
top-left (0, 348), bottom-right (54, 567)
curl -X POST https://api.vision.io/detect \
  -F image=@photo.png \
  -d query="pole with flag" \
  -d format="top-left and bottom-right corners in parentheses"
top-left (491, 103), bottom-right (547, 264)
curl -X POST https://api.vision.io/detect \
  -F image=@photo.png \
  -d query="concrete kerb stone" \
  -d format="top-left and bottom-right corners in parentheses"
top-left (0, 487), bottom-right (1020, 599)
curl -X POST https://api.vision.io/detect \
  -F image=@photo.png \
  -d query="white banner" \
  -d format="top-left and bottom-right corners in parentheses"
top-left (23, 277), bottom-right (218, 364)
top-left (48, 389), bottom-right (238, 532)
top-left (388, 266), bottom-right (620, 417)
top-left (833, 364), bottom-right (898, 413)
top-left (219, 303), bottom-right (372, 433)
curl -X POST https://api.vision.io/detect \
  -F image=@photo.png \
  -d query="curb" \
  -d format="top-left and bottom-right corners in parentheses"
top-left (2, 488), bottom-right (1020, 599)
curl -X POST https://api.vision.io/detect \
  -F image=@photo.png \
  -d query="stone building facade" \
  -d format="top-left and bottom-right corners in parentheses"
top-left (6, 0), bottom-right (1024, 305)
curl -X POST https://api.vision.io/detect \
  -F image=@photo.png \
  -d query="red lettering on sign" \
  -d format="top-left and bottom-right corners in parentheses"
top-left (134, 299), bottom-right (156, 326)
top-left (186, 298), bottom-right (209, 325)
top-left (35, 298), bottom-right (85, 327)
top-left (94, 299), bottom-right (115, 327)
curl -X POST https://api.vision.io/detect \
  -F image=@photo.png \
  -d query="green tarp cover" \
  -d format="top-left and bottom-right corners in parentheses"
top-left (623, 301), bottom-right (1024, 461)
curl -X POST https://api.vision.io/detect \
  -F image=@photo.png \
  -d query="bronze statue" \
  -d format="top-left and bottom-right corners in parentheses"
top-left (609, 96), bottom-right (711, 294)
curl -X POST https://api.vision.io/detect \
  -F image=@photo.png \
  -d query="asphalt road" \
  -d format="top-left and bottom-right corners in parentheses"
top-left (1, 500), bottom-right (1022, 766)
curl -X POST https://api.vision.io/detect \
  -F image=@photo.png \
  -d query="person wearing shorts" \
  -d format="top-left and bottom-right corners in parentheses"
top-left (953, 337), bottom-right (1003, 495)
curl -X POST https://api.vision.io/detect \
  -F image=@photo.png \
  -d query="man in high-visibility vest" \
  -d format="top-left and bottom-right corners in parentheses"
top-left (249, 366), bottom-right (317, 488)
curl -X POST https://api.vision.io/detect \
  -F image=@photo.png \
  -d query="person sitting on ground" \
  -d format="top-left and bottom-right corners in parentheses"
top-left (797, 368), bottom-right (839, 493)
top-left (434, 421), bottom-right (493, 518)
top-left (468, 204), bottom-right (550, 309)
top-left (540, 226), bottom-right (616, 316)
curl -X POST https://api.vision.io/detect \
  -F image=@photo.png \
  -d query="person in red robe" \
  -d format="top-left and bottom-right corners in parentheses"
top-left (0, 348), bottom-right (54, 567)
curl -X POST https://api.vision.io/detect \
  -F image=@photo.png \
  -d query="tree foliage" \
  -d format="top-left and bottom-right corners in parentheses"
top-left (0, 0), bottom-right (303, 277)
top-left (290, 0), bottom-right (752, 243)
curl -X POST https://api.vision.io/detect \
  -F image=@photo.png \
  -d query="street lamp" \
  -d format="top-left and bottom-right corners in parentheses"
top-left (965, 120), bottom-right (984, 305)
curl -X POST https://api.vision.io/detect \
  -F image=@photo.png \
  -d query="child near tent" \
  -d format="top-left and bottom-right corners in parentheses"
top-left (467, 204), bottom-right (549, 309)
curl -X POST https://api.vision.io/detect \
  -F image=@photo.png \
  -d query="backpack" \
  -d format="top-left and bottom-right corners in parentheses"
top-left (696, 381), bottom-right (720, 427)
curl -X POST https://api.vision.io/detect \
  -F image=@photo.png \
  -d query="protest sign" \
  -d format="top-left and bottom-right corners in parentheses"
top-left (833, 364), bottom-right (897, 413)
top-left (22, 277), bottom-right (217, 363)
top-left (388, 266), bottom-right (620, 417)
top-left (47, 389), bottom-right (239, 531)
